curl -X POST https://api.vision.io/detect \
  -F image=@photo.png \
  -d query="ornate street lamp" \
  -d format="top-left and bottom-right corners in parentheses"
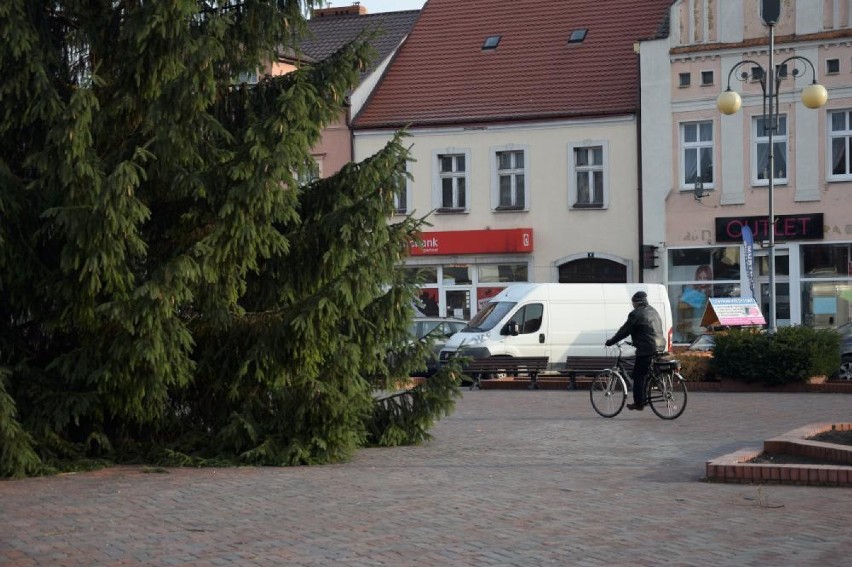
top-left (715, 0), bottom-right (827, 333)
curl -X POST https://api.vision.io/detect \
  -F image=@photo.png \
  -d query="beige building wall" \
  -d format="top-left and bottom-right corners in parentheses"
top-left (354, 117), bottom-right (641, 285)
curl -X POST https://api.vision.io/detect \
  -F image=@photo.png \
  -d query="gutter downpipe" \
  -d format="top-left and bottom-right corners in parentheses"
top-left (635, 42), bottom-right (645, 283)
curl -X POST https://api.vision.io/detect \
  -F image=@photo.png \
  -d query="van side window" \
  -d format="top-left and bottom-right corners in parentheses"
top-left (512, 303), bottom-right (544, 334)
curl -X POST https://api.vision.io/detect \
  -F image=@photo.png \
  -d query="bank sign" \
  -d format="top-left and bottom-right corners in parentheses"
top-left (715, 213), bottom-right (823, 243)
top-left (409, 228), bottom-right (533, 256)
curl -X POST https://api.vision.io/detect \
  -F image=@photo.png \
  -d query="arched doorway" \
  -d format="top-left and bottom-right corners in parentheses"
top-left (558, 257), bottom-right (627, 283)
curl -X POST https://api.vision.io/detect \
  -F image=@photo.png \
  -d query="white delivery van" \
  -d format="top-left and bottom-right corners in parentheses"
top-left (438, 283), bottom-right (673, 369)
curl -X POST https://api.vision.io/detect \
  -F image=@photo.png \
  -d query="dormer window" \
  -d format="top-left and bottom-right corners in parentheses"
top-left (568, 29), bottom-right (588, 43)
top-left (482, 35), bottom-right (501, 50)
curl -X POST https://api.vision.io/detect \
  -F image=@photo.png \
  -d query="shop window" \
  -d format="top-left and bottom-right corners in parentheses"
top-left (478, 263), bottom-right (529, 283)
top-left (801, 282), bottom-right (852, 328)
top-left (402, 266), bottom-right (438, 285)
top-left (801, 243), bottom-right (851, 277)
top-left (443, 265), bottom-right (472, 285)
top-left (668, 247), bottom-right (742, 343)
top-left (415, 288), bottom-right (440, 317)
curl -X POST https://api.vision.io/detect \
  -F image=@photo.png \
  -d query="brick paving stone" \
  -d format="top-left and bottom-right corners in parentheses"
top-left (1, 392), bottom-right (852, 566)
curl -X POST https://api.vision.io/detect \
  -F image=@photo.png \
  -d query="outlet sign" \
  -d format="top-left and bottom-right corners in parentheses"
top-left (715, 213), bottom-right (823, 243)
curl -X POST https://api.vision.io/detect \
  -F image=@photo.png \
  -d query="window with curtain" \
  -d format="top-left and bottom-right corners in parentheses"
top-left (491, 146), bottom-right (528, 211)
top-left (392, 173), bottom-right (408, 215)
top-left (436, 153), bottom-right (467, 211)
top-left (680, 121), bottom-right (714, 188)
top-left (573, 146), bottom-right (604, 207)
top-left (753, 115), bottom-right (787, 184)
top-left (829, 110), bottom-right (852, 181)
top-left (568, 141), bottom-right (608, 209)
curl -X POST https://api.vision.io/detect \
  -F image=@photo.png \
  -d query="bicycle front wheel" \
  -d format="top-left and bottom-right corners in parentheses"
top-left (590, 370), bottom-right (627, 418)
top-left (648, 371), bottom-right (687, 420)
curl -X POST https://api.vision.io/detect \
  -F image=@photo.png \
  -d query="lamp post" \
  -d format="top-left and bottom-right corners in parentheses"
top-left (716, 0), bottom-right (827, 333)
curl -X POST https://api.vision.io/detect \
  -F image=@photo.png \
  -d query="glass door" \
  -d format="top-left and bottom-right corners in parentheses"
top-left (756, 249), bottom-right (790, 326)
top-left (443, 288), bottom-right (472, 321)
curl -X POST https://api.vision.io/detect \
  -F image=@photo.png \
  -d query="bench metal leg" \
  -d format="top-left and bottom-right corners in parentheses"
top-left (568, 373), bottom-right (577, 391)
top-left (528, 372), bottom-right (539, 390)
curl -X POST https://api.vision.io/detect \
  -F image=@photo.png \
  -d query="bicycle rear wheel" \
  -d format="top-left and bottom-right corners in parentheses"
top-left (647, 371), bottom-right (687, 420)
top-left (590, 370), bottom-right (627, 418)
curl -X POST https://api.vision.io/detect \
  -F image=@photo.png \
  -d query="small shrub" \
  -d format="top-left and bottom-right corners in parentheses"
top-left (677, 352), bottom-right (715, 381)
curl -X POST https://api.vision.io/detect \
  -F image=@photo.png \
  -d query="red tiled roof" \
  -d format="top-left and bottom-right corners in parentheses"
top-left (353, 0), bottom-right (673, 129)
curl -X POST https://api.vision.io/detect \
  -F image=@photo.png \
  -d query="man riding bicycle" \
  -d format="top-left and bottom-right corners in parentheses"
top-left (605, 291), bottom-right (666, 411)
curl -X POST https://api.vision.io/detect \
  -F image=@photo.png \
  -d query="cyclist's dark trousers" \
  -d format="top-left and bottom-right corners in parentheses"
top-left (632, 355), bottom-right (652, 406)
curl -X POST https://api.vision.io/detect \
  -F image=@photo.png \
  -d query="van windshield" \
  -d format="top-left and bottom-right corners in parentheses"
top-left (463, 301), bottom-right (517, 332)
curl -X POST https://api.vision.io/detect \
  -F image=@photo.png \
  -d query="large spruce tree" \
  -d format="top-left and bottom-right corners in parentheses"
top-left (0, 0), bottom-right (458, 478)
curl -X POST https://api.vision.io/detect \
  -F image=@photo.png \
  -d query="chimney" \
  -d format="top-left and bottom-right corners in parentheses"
top-left (313, 3), bottom-right (368, 18)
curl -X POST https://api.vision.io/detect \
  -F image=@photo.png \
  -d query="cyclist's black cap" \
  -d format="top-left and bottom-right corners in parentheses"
top-left (631, 291), bottom-right (648, 304)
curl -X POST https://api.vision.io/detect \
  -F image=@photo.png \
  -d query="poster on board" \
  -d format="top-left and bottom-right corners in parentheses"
top-left (700, 297), bottom-right (766, 328)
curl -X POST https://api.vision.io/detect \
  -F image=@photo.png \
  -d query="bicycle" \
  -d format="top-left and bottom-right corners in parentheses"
top-left (589, 342), bottom-right (688, 419)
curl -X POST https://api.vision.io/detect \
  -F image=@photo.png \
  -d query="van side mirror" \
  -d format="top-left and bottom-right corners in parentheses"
top-left (503, 320), bottom-right (520, 336)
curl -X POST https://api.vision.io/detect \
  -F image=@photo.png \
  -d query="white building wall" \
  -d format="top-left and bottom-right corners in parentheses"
top-left (639, 37), bottom-right (674, 284)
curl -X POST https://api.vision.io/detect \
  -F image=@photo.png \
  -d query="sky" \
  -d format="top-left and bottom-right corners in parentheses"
top-left (330, 0), bottom-right (427, 12)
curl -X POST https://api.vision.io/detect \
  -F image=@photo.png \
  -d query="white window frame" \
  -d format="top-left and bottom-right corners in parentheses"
top-left (567, 141), bottom-right (609, 209)
top-left (751, 114), bottom-right (788, 186)
top-left (679, 120), bottom-right (714, 190)
top-left (296, 157), bottom-right (321, 186)
top-left (490, 144), bottom-right (529, 211)
top-left (392, 170), bottom-right (410, 215)
top-left (828, 109), bottom-right (852, 182)
top-left (432, 148), bottom-right (471, 213)
top-left (235, 69), bottom-right (259, 85)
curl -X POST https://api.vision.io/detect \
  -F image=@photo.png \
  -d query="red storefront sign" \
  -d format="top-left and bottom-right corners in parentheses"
top-left (409, 228), bottom-right (534, 256)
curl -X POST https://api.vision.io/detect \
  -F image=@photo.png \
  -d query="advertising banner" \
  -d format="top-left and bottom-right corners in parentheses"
top-left (742, 224), bottom-right (755, 299)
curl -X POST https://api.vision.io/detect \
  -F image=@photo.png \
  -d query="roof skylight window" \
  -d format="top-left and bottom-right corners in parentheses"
top-left (568, 29), bottom-right (588, 43)
top-left (482, 35), bottom-right (501, 50)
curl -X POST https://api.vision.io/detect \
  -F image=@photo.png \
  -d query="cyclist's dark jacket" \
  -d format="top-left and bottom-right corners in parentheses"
top-left (609, 303), bottom-right (666, 356)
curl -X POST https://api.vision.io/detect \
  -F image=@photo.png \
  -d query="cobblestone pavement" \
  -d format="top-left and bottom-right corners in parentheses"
top-left (2, 392), bottom-right (851, 566)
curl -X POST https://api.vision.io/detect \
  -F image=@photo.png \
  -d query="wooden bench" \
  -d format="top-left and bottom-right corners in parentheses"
top-left (462, 356), bottom-right (550, 391)
top-left (563, 356), bottom-right (634, 390)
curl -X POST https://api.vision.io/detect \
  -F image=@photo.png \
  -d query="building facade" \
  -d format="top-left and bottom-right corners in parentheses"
top-left (353, 0), bottom-right (674, 319)
top-left (640, 0), bottom-right (852, 343)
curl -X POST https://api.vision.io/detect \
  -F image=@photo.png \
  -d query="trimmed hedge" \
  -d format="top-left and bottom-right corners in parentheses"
top-left (709, 327), bottom-right (840, 387)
